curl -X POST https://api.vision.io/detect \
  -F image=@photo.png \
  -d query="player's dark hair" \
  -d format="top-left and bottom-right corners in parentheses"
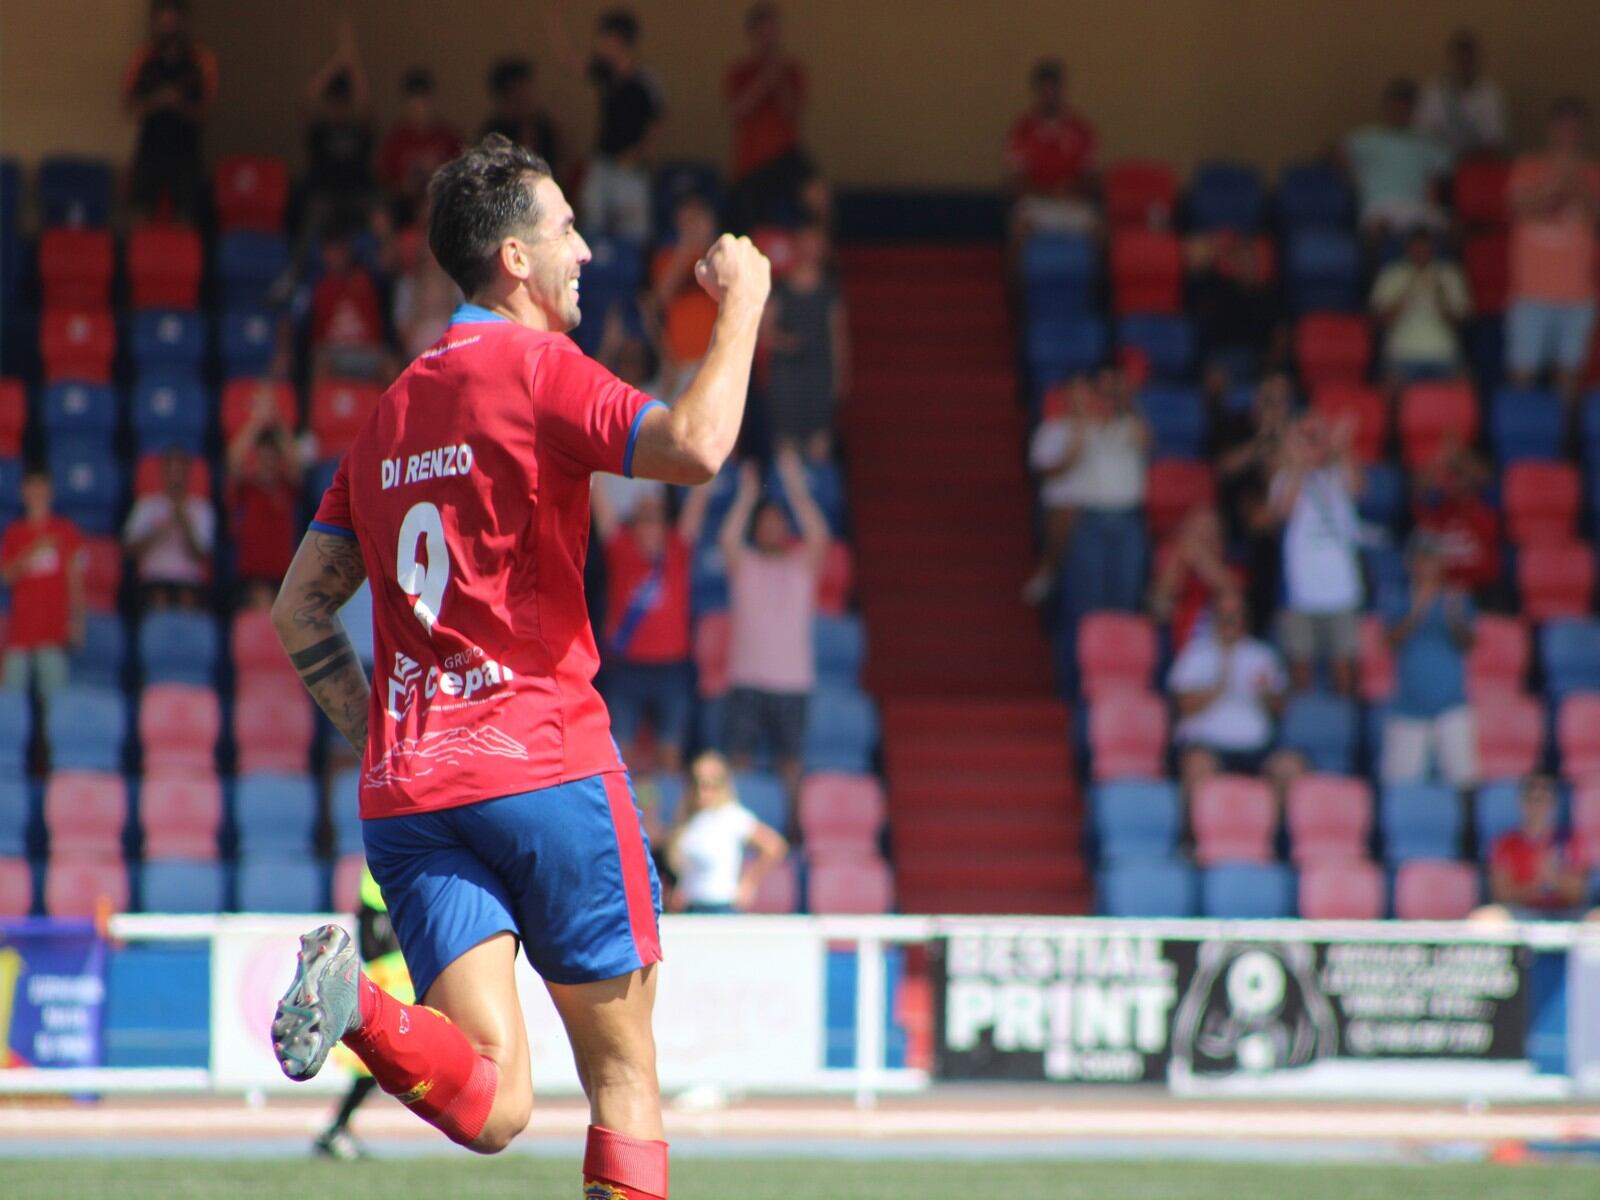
top-left (427, 134), bottom-right (552, 297)
top-left (489, 56), bottom-right (533, 98)
top-left (401, 66), bottom-right (435, 97)
top-left (598, 9), bottom-right (639, 45)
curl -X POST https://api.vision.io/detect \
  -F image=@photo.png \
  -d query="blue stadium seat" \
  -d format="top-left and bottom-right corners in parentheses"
top-left (733, 770), bottom-right (788, 831)
top-left (1362, 546), bottom-right (1408, 601)
top-left (0, 456), bottom-right (21, 523)
top-left (1540, 619), bottom-right (1600, 699)
top-left (38, 155), bottom-right (113, 226)
top-left (1277, 162), bottom-right (1354, 231)
top-left (1118, 314), bottom-right (1195, 381)
top-left (0, 779), bottom-right (28, 857)
top-left (0, 231), bottom-right (25, 310)
top-left (651, 774), bottom-right (685, 827)
top-left (1092, 779), bottom-right (1182, 861)
top-left (140, 859), bottom-right (226, 914)
top-left (1380, 782), bottom-right (1462, 863)
top-left (138, 612), bottom-right (219, 686)
top-left (1279, 692), bottom-right (1358, 773)
top-left (814, 615), bottom-right (866, 687)
top-left (68, 612), bottom-right (126, 690)
top-left (1099, 858), bottom-right (1197, 917)
top-left (1027, 313), bottom-right (1106, 385)
top-left (1201, 863), bottom-right (1296, 918)
top-left (803, 685), bottom-right (879, 774)
top-left (0, 692), bottom-right (29, 775)
top-left (132, 376), bottom-right (208, 454)
top-left (219, 307), bottom-right (280, 378)
top-left (1581, 390), bottom-right (1600, 471)
top-left (1463, 316), bottom-right (1505, 393)
top-left (41, 381), bottom-right (118, 439)
top-left (1022, 234), bottom-right (1098, 313)
top-left (691, 543), bottom-right (729, 615)
top-left (1357, 463), bottom-right (1405, 534)
top-left (1188, 162), bottom-right (1265, 232)
top-left (215, 232), bottom-right (290, 308)
top-left (45, 684), bottom-right (126, 771)
top-left (130, 310), bottom-right (207, 378)
top-left (1474, 781), bottom-right (1524, 855)
top-left (233, 773), bottom-right (319, 857)
top-left (0, 158), bottom-right (19, 237)
top-left (651, 160), bottom-right (724, 233)
top-left (570, 236), bottom-right (646, 356)
top-left (329, 767), bottom-right (362, 855)
top-left (1490, 386), bottom-right (1563, 463)
top-left (236, 858), bottom-right (327, 913)
top-left (48, 439), bottom-right (123, 534)
top-left (1286, 229), bottom-right (1361, 312)
top-left (1139, 384), bottom-right (1207, 458)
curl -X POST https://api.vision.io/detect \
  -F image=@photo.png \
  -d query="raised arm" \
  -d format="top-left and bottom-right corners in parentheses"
top-left (774, 446), bottom-right (830, 569)
top-left (271, 531), bottom-right (371, 752)
top-left (676, 479), bottom-right (714, 545)
top-left (717, 461), bottom-right (761, 580)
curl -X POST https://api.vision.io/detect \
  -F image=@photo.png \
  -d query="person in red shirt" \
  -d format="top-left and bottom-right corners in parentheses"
top-left (310, 221), bottom-right (390, 380)
top-left (1148, 506), bottom-right (1247, 653)
top-left (226, 386), bottom-right (303, 609)
top-left (0, 470), bottom-right (85, 708)
top-left (265, 134), bottom-right (769, 1200)
top-left (1481, 774), bottom-right (1592, 921)
top-left (1005, 58), bottom-right (1101, 242)
top-left (378, 67), bottom-right (462, 225)
top-left (1412, 437), bottom-right (1506, 608)
top-left (724, 3), bottom-right (822, 232)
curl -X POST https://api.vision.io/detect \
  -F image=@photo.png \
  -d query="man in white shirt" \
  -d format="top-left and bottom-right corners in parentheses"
top-left (123, 446), bottom-right (215, 609)
top-left (1415, 30), bottom-right (1507, 162)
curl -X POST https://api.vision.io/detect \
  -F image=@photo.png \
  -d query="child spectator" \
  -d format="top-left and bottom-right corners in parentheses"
top-left (301, 19), bottom-right (376, 233)
top-left (1369, 227), bottom-right (1471, 385)
top-left (1149, 506), bottom-right (1244, 653)
top-left (379, 67), bottom-right (462, 225)
top-left (1413, 438), bottom-right (1504, 606)
top-left (1, 470), bottom-right (84, 709)
top-left (1343, 78), bottom-right (1450, 239)
top-left (666, 751), bottom-right (789, 914)
top-left (124, 447), bottom-right (214, 610)
top-left (122, 0), bottom-right (217, 221)
top-left (724, 3), bottom-right (816, 232)
top-left (1214, 373), bottom-right (1293, 633)
top-left (226, 386), bottom-right (302, 610)
top-left (1005, 58), bottom-right (1100, 239)
top-left (650, 193), bottom-right (720, 398)
top-left (310, 219), bottom-right (389, 380)
top-left (1478, 775), bottom-right (1592, 922)
top-left (1415, 29), bottom-right (1506, 162)
top-left (480, 57), bottom-right (562, 177)
top-left (761, 219), bottom-right (848, 462)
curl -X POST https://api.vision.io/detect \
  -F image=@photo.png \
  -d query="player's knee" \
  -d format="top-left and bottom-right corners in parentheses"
top-left (471, 1089), bottom-right (534, 1155)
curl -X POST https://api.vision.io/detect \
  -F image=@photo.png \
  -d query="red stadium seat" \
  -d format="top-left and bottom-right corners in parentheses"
top-left (799, 773), bottom-right (885, 855)
top-left (1466, 615), bottom-right (1529, 700)
top-left (693, 611), bottom-right (731, 699)
top-left (749, 855), bottom-right (799, 913)
top-left (1473, 692), bottom-right (1544, 780)
top-left (133, 452), bottom-right (210, 498)
top-left (127, 223), bottom-right (204, 310)
top-left (232, 679), bottom-right (314, 774)
top-left (1286, 774), bottom-right (1373, 864)
top-left (1399, 380), bottom-right (1479, 470)
top-left (139, 683), bottom-right (220, 773)
top-left (1294, 313), bottom-right (1371, 387)
top-left (1191, 774), bottom-right (1276, 865)
top-left (40, 308), bottom-right (115, 383)
top-left (1298, 858), bottom-right (1385, 920)
top-left (1109, 229), bottom-right (1182, 315)
top-left (1393, 859), bottom-right (1479, 920)
top-left (80, 536), bottom-right (124, 612)
top-left (221, 378), bottom-right (297, 442)
top-left (0, 856), bottom-right (31, 917)
top-left (1358, 614), bottom-right (1395, 703)
top-left (1503, 462), bottom-right (1579, 546)
top-left (807, 857), bottom-right (893, 914)
top-left (0, 378), bottom-right (25, 456)
top-left (1145, 461), bottom-right (1216, 538)
top-left (43, 771), bottom-right (127, 858)
top-left (44, 857), bottom-right (129, 918)
top-left (1312, 382), bottom-right (1388, 462)
top-left (815, 539), bottom-right (853, 615)
top-left (310, 377), bottom-right (382, 458)
top-left (231, 609), bottom-right (298, 685)
top-left (39, 227), bottom-right (114, 308)
top-left (1453, 158), bottom-right (1510, 228)
top-left (1572, 783), bottom-right (1600, 868)
top-left (1557, 693), bottom-right (1600, 782)
top-left (1087, 691), bottom-right (1169, 781)
top-left (1517, 540), bottom-right (1596, 620)
top-left (1076, 611), bottom-right (1158, 701)
top-left (214, 156), bottom-right (289, 232)
top-left (1463, 231), bottom-right (1509, 315)
top-left (140, 772), bottom-right (223, 860)
top-left (1105, 160), bottom-right (1178, 228)
top-left (332, 852), bottom-right (365, 913)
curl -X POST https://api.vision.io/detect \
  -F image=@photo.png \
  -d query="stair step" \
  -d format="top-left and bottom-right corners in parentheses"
top-left (884, 698), bottom-right (1070, 736)
top-left (895, 887), bottom-right (1092, 916)
top-left (894, 855), bottom-right (1087, 893)
top-left (893, 817), bottom-right (1080, 856)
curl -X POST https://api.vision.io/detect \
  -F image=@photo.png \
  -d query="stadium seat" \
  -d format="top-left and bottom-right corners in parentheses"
top-left (803, 685), bottom-right (878, 774)
top-left (214, 155), bottom-right (289, 232)
top-left (1087, 691), bottom-right (1168, 781)
top-left (1298, 859), bottom-right (1385, 919)
top-left (0, 158), bottom-right (17, 235)
top-left (0, 690), bottom-right (29, 775)
top-left (138, 611), bottom-right (219, 686)
top-left (38, 227), bottom-right (114, 308)
top-left (126, 223), bottom-right (204, 310)
top-left (232, 680), bottom-right (314, 775)
top-left (1472, 692), bottom-right (1544, 780)
top-left (1312, 382), bottom-right (1388, 462)
top-left (42, 380), bottom-right (117, 440)
top-left (1091, 779), bottom-right (1182, 861)
top-left (1277, 162), bottom-right (1354, 230)
top-left (1557, 694), bottom-right (1600, 781)
top-left (1027, 313), bottom-right (1106, 383)
top-left (1380, 781), bottom-right (1462, 863)
top-left (1452, 158), bottom-right (1510, 228)
top-left (0, 455), bottom-right (19, 521)
top-left (0, 780), bottom-right (29, 857)
top-left (1464, 316), bottom-right (1506, 392)
top-left (49, 441), bottom-right (123, 535)
top-left (1503, 462), bottom-right (1578, 545)
top-left (37, 155), bottom-right (113, 226)
top-left (1279, 692), bottom-right (1358, 773)
top-left (651, 160), bottom-right (723, 232)
top-left (1463, 231), bottom-right (1509, 315)
top-left (1518, 540), bottom-right (1595, 620)
top-left (44, 857), bottom-right (129, 917)
top-left (215, 231), bottom-right (290, 308)
top-left (1076, 611), bottom-right (1157, 701)
top-left (1191, 774), bottom-right (1276, 865)
top-left (1286, 774), bottom-right (1373, 864)
top-left (43, 770), bottom-right (127, 858)
top-left (1187, 161), bottom-right (1265, 232)
top-left (1118, 314), bottom-right (1195, 380)
top-left (1393, 859), bottom-right (1480, 920)
top-left (1144, 461), bottom-right (1216, 538)
top-left (71, 614), bottom-right (126, 691)
top-left (1109, 229), bottom-right (1182, 315)
top-left (749, 854), bottom-right (800, 913)
top-left (1286, 229), bottom-right (1361, 312)
top-left (1201, 863), bottom-right (1295, 918)
top-left (309, 377), bottom-right (381, 457)
top-left (1099, 858), bottom-right (1197, 917)
top-left (233, 772), bottom-right (318, 857)
top-left (807, 857), bottom-right (893, 914)
top-left (219, 307), bottom-right (279, 378)
top-left (733, 770), bottom-right (788, 832)
top-left (236, 858), bottom-right (326, 913)
top-left (1572, 783), bottom-right (1600, 868)
top-left (0, 856), bottom-right (32, 918)
top-left (1466, 615), bottom-right (1529, 699)
top-left (132, 376), bottom-right (208, 454)
top-left (138, 684), bottom-right (220, 773)
top-left (1399, 380), bottom-right (1479, 469)
top-left (77, 536), bottom-right (122, 612)
top-left (131, 309), bottom-right (207, 378)
top-left (140, 773), bottom-right (223, 859)
top-left (798, 773), bottom-right (884, 855)
top-left (1021, 233), bottom-right (1098, 313)
top-left (220, 377), bottom-right (299, 444)
top-left (45, 684), bottom-right (125, 771)
top-left (1474, 780), bottom-right (1525, 854)
top-left (1490, 386), bottom-right (1564, 463)
top-left (1541, 619), bottom-right (1600, 700)
top-left (231, 608), bottom-right (298, 685)
top-left (140, 859), bottom-right (226, 914)
top-left (1139, 384), bottom-right (1207, 458)
top-left (1105, 160), bottom-right (1178, 227)
top-left (1294, 313), bottom-right (1370, 386)
top-left (329, 767), bottom-right (362, 855)
top-left (331, 852), bottom-right (365, 913)
top-left (815, 540), bottom-right (853, 616)
top-left (0, 378), bottom-right (23, 456)
top-left (40, 308), bottom-right (115, 383)
top-left (1356, 462), bottom-right (1405, 537)
top-left (814, 614), bottom-right (866, 687)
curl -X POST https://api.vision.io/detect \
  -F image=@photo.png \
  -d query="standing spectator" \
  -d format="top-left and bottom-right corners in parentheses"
top-left (1413, 438), bottom-right (1504, 606)
top-left (480, 57), bottom-right (562, 178)
top-left (309, 218), bottom-right (389, 380)
top-left (1506, 96), bottom-right (1600, 405)
top-left (1149, 506), bottom-right (1244, 653)
top-left (665, 751), bottom-right (789, 914)
top-left (0, 470), bottom-right (84, 709)
top-left (1214, 373), bottom-right (1293, 634)
top-left (1343, 78), bottom-right (1450, 239)
top-left (1269, 414), bottom-right (1363, 695)
top-left (1369, 227), bottom-right (1472, 385)
top-left (300, 19), bottom-right (377, 234)
top-left (123, 447), bottom-right (213, 609)
top-left (649, 193), bottom-right (720, 397)
top-left (226, 386), bottom-right (302, 610)
top-left (1478, 775), bottom-right (1592, 922)
top-left (724, 3), bottom-right (816, 232)
top-left (378, 68), bottom-right (462, 225)
top-left (592, 481), bottom-right (711, 788)
top-left (761, 218), bottom-right (848, 462)
top-left (1380, 533), bottom-right (1477, 788)
top-left (1005, 58), bottom-right (1099, 241)
top-left (388, 194), bottom-right (461, 364)
top-left (720, 451), bottom-right (829, 799)
top-left (1415, 29), bottom-right (1506, 161)
top-left (122, 0), bottom-right (217, 221)
top-left (1185, 231), bottom-right (1284, 377)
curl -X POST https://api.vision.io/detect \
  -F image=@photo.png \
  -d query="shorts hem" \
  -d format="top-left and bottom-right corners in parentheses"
top-left (537, 949), bottom-right (661, 988)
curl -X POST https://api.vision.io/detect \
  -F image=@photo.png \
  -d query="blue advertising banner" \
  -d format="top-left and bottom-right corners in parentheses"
top-left (0, 919), bottom-right (108, 1070)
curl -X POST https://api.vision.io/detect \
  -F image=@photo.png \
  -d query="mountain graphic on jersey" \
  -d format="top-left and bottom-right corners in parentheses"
top-left (364, 726), bottom-right (531, 788)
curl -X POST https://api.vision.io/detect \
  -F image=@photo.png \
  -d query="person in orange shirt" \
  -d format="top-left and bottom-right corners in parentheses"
top-left (1506, 96), bottom-right (1600, 405)
top-left (724, 4), bottom-right (821, 232)
top-left (649, 193), bottom-right (720, 397)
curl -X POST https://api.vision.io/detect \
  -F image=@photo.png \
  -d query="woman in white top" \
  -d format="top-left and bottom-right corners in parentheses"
top-left (666, 752), bottom-right (788, 914)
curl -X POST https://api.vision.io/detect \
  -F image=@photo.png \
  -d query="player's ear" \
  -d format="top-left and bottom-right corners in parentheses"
top-left (499, 236), bottom-right (532, 282)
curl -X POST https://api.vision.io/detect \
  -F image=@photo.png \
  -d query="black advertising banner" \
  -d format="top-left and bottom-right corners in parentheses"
top-left (933, 929), bottom-right (1528, 1083)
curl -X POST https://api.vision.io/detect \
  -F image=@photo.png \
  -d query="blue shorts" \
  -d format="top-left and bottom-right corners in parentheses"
top-left (1506, 299), bottom-right (1597, 375)
top-left (362, 772), bottom-right (663, 1000)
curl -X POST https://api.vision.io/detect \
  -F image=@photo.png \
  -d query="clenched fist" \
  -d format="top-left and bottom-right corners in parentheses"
top-left (695, 234), bottom-right (771, 310)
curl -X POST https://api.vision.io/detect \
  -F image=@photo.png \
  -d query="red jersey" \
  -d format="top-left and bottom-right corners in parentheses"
top-left (1415, 494), bottom-right (1500, 592)
top-left (723, 56), bottom-right (806, 179)
top-left (1491, 831), bottom-right (1587, 911)
top-left (379, 122), bottom-right (463, 192)
top-left (1006, 110), bottom-right (1098, 194)
top-left (603, 530), bottom-right (691, 664)
top-left (311, 269), bottom-right (384, 349)
top-left (1, 516), bottom-right (82, 648)
top-left (229, 474), bottom-right (296, 581)
top-left (313, 305), bottom-right (663, 818)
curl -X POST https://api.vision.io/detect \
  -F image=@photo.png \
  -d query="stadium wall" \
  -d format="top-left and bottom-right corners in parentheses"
top-left (4, 1), bottom-right (1600, 188)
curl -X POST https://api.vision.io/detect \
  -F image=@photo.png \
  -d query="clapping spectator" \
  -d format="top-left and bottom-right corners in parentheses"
top-left (122, 0), bottom-right (217, 221)
top-left (761, 218), bottom-right (848, 462)
top-left (1478, 775), bottom-right (1593, 922)
top-left (226, 386), bottom-right (302, 610)
top-left (1269, 413), bottom-right (1363, 695)
top-left (725, 3), bottom-right (820, 232)
top-left (649, 193), bottom-right (720, 397)
top-left (666, 751), bottom-right (789, 914)
top-left (1506, 96), bottom-right (1600, 406)
top-left (480, 57), bottom-right (562, 176)
top-left (720, 451), bottom-right (829, 799)
top-left (1214, 372), bottom-right (1293, 633)
top-left (1415, 29), bottom-right (1506, 161)
top-left (1343, 78), bottom-right (1450, 240)
top-left (309, 218), bottom-right (390, 380)
top-left (1, 470), bottom-right (84, 710)
top-left (379, 67), bottom-right (462, 225)
top-left (1412, 438), bottom-right (1504, 606)
top-left (1149, 506), bottom-right (1244, 653)
top-left (300, 18), bottom-right (376, 235)
top-left (1379, 532), bottom-right (1477, 788)
top-left (1369, 227), bottom-right (1471, 386)
top-left (124, 447), bottom-right (214, 610)
top-left (1185, 231), bottom-right (1284, 377)
top-left (1005, 58), bottom-right (1100, 241)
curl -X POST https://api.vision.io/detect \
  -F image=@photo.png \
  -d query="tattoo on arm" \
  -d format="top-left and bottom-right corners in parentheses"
top-left (276, 533), bottom-right (371, 754)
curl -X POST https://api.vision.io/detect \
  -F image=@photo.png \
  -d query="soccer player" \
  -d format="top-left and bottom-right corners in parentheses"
top-left (267, 134), bottom-right (769, 1200)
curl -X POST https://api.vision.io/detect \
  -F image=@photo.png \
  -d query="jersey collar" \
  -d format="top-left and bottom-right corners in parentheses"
top-left (450, 302), bottom-right (512, 326)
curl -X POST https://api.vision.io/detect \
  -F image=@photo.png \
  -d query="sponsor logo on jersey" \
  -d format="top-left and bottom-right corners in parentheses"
top-left (365, 726), bottom-right (531, 788)
top-left (381, 443), bottom-right (475, 490)
top-left (386, 652), bottom-right (424, 720)
top-left (385, 646), bottom-right (515, 721)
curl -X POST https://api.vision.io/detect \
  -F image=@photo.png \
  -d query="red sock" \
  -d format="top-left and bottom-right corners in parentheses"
top-left (583, 1124), bottom-right (669, 1200)
top-left (341, 972), bottom-right (498, 1147)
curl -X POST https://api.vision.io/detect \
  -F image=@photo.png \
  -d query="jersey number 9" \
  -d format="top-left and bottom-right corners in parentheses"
top-left (396, 501), bottom-right (450, 633)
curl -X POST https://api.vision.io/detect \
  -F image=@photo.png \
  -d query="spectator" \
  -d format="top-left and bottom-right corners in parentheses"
top-left (480, 57), bottom-right (562, 177)
top-left (665, 751), bottom-right (789, 914)
top-left (1413, 437), bottom-right (1504, 606)
top-left (388, 193), bottom-right (462, 363)
top-left (724, 3), bottom-right (818, 232)
top-left (1415, 29), bottom-right (1506, 161)
top-left (1477, 775), bottom-right (1592, 922)
top-left (0, 470), bottom-right (84, 709)
top-left (124, 447), bottom-right (214, 609)
top-left (300, 18), bottom-right (376, 233)
top-left (1269, 413), bottom-right (1363, 695)
top-left (1369, 226), bottom-right (1471, 385)
top-left (1149, 506), bottom-right (1244, 653)
top-left (1005, 58), bottom-right (1099, 240)
top-left (122, 0), bottom-right (217, 221)
top-left (1506, 96), bottom-right (1600, 405)
top-left (1343, 78), bottom-right (1450, 239)
top-left (378, 67), bottom-right (462, 225)
top-left (720, 451), bottom-right (829, 799)
top-left (226, 386), bottom-right (302, 610)
top-left (309, 217), bottom-right (389, 380)
top-left (592, 481), bottom-right (711, 788)
top-left (1185, 230), bottom-right (1284, 377)
top-left (1214, 372), bottom-right (1293, 633)
top-left (761, 218), bottom-right (848, 462)
top-left (649, 192), bottom-right (720, 397)
top-left (1379, 532), bottom-right (1477, 788)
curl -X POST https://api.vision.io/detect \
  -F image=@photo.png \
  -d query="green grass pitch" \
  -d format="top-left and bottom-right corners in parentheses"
top-left (3, 1158), bottom-right (1596, 1200)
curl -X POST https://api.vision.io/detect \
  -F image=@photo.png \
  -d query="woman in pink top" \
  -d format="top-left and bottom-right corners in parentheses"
top-left (718, 447), bottom-right (830, 798)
